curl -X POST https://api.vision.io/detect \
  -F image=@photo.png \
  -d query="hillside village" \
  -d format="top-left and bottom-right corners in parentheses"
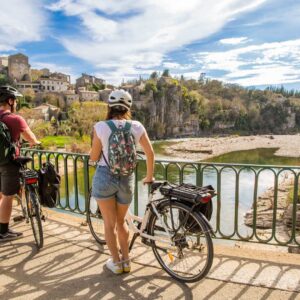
top-left (1, 53), bottom-right (300, 148)
top-left (0, 53), bottom-right (112, 115)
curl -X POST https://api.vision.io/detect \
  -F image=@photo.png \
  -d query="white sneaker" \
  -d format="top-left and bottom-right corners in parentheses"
top-left (122, 259), bottom-right (131, 273)
top-left (106, 258), bottom-right (123, 274)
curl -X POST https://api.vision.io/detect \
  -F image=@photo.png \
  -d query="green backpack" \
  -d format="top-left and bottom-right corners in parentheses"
top-left (103, 120), bottom-right (137, 176)
top-left (0, 113), bottom-right (16, 166)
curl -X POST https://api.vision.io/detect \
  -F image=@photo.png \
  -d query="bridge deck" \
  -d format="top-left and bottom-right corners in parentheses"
top-left (0, 208), bottom-right (299, 299)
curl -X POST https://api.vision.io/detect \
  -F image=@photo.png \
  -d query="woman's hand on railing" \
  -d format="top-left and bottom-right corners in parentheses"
top-left (142, 176), bottom-right (155, 185)
top-left (88, 160), bottom-right (98, 167)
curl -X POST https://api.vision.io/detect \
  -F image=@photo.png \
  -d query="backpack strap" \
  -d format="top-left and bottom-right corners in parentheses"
top-left (124, 121), bottom-right (132, 131)
top-left (106, 120), bottom-right (118, 132)
top-left (106, 120), bottom-right (132, 131)
top-left (0, 112), bottom-right (11, 120)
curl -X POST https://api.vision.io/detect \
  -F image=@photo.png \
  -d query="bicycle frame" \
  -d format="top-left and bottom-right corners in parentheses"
top-left (14, 190), bottom-right (29, 222)
top-left (14, 180), bottom-right (38, 223)
top-left (125, 191), bottom-right (175, 247)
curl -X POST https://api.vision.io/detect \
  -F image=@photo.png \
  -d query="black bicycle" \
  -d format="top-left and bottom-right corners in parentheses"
top-left (13, 156), bottom-right (45, 249)
top-left (87, 180), bottom-right (216, 282)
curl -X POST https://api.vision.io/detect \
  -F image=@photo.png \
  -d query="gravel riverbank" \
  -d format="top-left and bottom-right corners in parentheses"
top-left (164, 134), bottom-right (300, 161)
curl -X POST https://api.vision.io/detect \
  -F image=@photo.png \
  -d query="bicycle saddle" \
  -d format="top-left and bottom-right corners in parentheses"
top-left (15, 156), bottom-right (33, 165)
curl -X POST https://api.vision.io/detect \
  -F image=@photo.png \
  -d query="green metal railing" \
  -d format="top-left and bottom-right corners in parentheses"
top-left (21, 148), bottom-right (300, 247)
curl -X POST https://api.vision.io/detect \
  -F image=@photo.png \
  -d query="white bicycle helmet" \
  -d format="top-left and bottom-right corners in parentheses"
top-left (108, 89), bottom-right (132, 110)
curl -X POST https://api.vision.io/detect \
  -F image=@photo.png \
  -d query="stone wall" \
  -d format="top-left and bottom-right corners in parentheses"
top-left (8, 53), bottom-right (31, 82)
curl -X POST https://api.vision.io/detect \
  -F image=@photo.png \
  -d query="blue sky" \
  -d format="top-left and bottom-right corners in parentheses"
top-left (1, 0), bottom-right (300, 89)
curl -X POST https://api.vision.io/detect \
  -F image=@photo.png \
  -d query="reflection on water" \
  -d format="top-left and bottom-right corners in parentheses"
top-left (59, 148), bottom-right (299, 237)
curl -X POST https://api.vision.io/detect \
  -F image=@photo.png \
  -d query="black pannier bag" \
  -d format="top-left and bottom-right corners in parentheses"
top-left (159, 183), bottom-right (215, 233)
top-left (38, 162), bottom-right (61, 208)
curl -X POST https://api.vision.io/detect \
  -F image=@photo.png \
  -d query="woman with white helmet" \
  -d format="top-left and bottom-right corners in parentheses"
top-left (90, 89), bottom-right (155, 274)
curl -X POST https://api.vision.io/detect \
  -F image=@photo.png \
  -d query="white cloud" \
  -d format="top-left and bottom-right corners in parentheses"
top-left (194, 39), bottom-right (300, 86)
top-left (0, 0), bottom-right (47, 51)
top-left (162, 62), bottom-right (194, 70)
top-left (48, 0), bottom-right (267, 84)
top-left (219, 37), bottom-right (250, 45)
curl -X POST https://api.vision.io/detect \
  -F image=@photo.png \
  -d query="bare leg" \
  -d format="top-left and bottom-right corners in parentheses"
top-left (0, 194), bottom-right (14, 223)
top-left (97, 198), bottom-right (120, 263)
top-left (116, 203), bottom-right (130, 261)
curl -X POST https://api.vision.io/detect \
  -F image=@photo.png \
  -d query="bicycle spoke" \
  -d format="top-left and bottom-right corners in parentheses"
top-left (26, 187), bottom-right (44, 249)
top-left (149, 202), bottom-right (213, 282)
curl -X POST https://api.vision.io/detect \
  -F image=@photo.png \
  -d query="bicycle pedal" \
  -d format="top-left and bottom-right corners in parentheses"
top-left (13, 215), bottom-right (25, 222)
top-left (41, 215), bottom-right (46, 222)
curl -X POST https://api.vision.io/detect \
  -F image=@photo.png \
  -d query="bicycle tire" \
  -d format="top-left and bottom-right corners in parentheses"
top-left (86, 189), bottom-right (106, 245)
top-left (25, 185), bottom-right (44, 249)
top-left (148, 201), bottom-right (213, 282)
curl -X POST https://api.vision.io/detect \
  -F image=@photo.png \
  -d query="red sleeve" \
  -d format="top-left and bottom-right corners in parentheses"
top-left (17, 115), bottom-right (29, 132)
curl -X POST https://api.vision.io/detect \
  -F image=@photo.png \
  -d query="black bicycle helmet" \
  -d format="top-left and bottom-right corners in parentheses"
top-left (0, 85), bottom-right (23, 104)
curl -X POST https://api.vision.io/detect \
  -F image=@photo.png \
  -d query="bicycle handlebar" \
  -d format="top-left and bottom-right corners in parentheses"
top-left (21, 142), bottom-right (43, 150)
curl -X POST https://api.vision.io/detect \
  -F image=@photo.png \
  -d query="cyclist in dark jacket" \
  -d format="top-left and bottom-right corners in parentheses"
top-left (0, 85), bottom-right (40, 242)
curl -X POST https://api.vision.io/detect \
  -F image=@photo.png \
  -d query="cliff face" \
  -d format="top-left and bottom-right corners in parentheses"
top-left (131, 78), bottom-right (199, 139)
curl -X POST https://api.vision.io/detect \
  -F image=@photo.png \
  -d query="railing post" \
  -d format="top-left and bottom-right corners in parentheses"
top-left (83, 155), bottom-right (90, 214)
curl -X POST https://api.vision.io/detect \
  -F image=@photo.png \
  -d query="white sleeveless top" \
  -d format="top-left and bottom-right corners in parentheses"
top-left (94, 120), bottom-right (146, 166)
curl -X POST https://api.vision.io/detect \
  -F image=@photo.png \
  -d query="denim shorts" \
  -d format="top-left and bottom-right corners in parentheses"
top-left (91, 166), bottom-right (134, 205)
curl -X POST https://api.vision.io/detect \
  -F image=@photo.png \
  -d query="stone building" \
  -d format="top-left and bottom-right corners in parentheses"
top-left (76, 73), bottom-right (105, 90)
top-left (8, 53), bottom-right (31, 82)
top-left (16, 82), bottom-right (41, 93)
top-left (0, 57), bottom-right (8, 73)
top-left (40, 77), bottom-right (69, 92)
top-left (33, 103), bottom-right (60, 121)
top-left (63, 90), bottom-right (80, 105)
top-left (99, 88), bottom-right (112, 102)
top-left (78, 87), bottom-right (99, 101)
top-left (50, 72), bottom-right (71, 83)
top-left (40, 68), bottom-right (51, 77)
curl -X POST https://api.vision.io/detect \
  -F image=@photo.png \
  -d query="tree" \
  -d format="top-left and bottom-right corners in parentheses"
top-left (150, 71), bottom-right (158, 80)
top-left (67, 101), bottom-right (107, 138)
top-left (22, 88), bottom-right (35, 106)
top-left (162, 69), bottom-right (170, 77)
top-left (153, 121), bottom-right (165, 139)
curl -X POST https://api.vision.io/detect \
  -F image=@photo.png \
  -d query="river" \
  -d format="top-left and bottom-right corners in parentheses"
top-left (59, 145), bottom-right (299, 237)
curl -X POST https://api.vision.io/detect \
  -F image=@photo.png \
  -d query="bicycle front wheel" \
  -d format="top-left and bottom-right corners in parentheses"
top-left (25, 185), bottom-right (44, 249)
top-left (148, 201), bottom-right (213, 282)
top-left (86, 190), bottom-right (106, 245)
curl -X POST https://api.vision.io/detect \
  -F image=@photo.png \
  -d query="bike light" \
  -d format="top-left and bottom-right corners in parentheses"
top-left (200, 194), bottom-right (212, 203)
top-left (25, 178), bottom-right (38, 184)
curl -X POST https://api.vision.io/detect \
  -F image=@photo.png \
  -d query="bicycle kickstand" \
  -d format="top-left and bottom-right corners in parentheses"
top-left (129, 232), bottom-right (140, 252)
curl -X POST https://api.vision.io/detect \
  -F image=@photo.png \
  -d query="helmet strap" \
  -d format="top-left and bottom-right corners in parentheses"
top-left (8, 98), bottom-right (15, 113)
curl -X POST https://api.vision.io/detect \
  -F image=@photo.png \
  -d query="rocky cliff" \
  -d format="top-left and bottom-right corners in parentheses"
top-left (126, 77), bottom-right (199, 139)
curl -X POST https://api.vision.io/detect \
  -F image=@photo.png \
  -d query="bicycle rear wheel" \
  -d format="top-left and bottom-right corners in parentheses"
top-left (25, 185), bottom-right (44, 249)
top-left (148, 201), bottom-right (213, 282)
top-left (86, 190), bottom-right (106, 245)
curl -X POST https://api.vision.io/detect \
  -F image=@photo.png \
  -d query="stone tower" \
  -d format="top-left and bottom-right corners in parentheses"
top-left (8, 53), bottom-right (31, 82)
